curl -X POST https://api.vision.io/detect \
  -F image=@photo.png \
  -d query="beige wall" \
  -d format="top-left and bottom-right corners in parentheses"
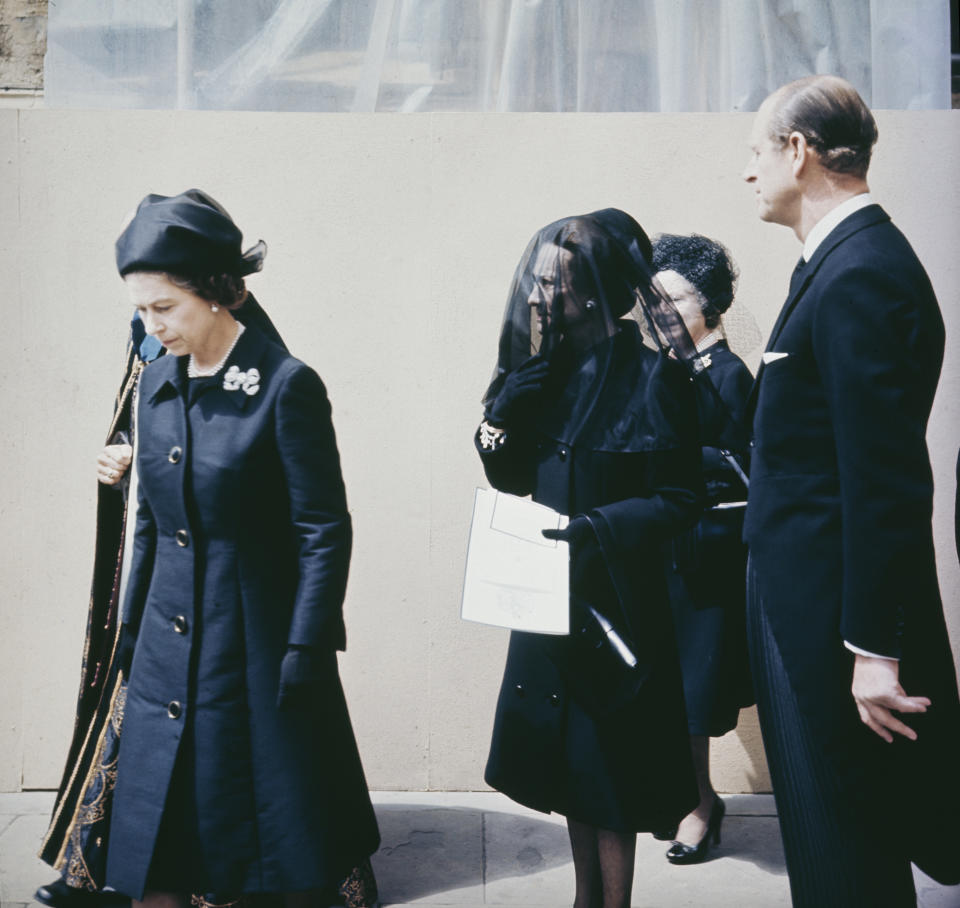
top-left (1, 109), bottom-right (957, 794)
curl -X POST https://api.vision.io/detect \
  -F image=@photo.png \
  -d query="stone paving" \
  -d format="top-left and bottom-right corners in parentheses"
top-left (2, 791), bottom-right (958, 907)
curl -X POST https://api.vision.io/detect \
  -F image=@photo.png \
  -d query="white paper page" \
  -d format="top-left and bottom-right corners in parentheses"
top-left (461, 488), bottom-right (570, 635)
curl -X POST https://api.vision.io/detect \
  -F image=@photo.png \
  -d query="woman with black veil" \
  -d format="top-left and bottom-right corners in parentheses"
top-left (474, 209), bottom-right (705, 908)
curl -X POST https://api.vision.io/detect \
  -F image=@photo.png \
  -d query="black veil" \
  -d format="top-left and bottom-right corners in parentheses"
top-left (237, 291), bottom-right (286, 351)
top-left (483, 213), bottom-right (634, 405)
top-left (482, 208), bottom-right (748, 451)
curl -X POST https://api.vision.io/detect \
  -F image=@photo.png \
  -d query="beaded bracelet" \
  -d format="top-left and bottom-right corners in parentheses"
top-left (478, 420), bottom-right (507, 450)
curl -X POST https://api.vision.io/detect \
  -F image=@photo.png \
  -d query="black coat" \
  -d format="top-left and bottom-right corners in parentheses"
top-left (666, 340), bottom-right (753, 736)
top-left (106, 325), bottom-right (379, 897)
top-left (478, 323), bottom-right (701, 832)
top-left (744, 204), bottom-right (960, 884)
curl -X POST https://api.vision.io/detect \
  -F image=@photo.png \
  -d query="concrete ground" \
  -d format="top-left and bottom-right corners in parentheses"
top-left (2, 791), bottom-right (958, 907)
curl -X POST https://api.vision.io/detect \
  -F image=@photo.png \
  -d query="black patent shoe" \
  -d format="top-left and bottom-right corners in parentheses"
top-left (651, 827), bottom-right (678, 841)
top-left (34, 879), bottom-right (129, 908)
top-left (665, 797), bottom-right (725, 865)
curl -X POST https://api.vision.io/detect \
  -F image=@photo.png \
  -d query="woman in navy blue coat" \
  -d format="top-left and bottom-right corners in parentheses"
top-left (105, 191), bottom-right (379, 905)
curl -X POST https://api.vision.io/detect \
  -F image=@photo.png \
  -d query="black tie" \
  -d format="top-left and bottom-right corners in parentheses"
top-left (789, 256), bottom-right (806, 295)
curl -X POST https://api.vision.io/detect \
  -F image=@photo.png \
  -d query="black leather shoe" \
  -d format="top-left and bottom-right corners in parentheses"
top-left (35, 879), bottom-right (129, 908)
top-left (651, 827), bottom-right (678, 841)
top-left (665, 796), bottom-right (726, 865)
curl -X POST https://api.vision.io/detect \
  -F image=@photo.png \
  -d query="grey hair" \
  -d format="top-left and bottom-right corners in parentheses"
top-left (767, 75), bottom-right (877, 178)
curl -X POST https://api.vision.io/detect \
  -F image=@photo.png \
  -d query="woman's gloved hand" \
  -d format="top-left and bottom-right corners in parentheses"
top-left (541, 515), bottom-right (593, 547)
top-left (277, 645), bottom-right (334, 710)
top-left (542, 515), bottom-right (601, 590)
top-left (485, 354), bottom-right (550, 427)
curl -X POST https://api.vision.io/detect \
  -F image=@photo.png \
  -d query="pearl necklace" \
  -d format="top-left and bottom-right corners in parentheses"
top-left (187, 322), bottom-right (246, 378)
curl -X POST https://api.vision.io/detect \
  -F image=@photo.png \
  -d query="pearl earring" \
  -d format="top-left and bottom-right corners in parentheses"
top-left (211, 305), bottom-right (219, 312)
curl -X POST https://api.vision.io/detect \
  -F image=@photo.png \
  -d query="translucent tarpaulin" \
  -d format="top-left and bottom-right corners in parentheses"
top-left (44, 0), bottom-right (951, 112)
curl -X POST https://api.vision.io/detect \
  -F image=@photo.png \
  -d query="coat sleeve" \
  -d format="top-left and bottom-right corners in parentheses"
top-left (276, 362), bottom-right (352, 652)
top-left (590, 356), bottom-right (703, 550)
top-left (812, 263), bottom-right (944, 658)
top-left (474, 424), bottom-right (537, 496)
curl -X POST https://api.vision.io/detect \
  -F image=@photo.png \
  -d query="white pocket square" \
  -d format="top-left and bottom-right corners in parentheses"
top-left (762, 351), bottom-right (790, 364)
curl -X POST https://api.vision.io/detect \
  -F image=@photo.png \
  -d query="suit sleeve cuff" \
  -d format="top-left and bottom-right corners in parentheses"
top-left (844, 640), bottom-right (899, 662)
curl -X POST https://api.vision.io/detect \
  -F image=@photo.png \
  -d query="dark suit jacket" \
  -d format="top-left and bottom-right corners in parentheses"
top-left (745, 204), bottom-right (960, 884)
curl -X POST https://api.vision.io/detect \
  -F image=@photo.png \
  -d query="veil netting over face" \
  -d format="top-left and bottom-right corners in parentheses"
top-left (483, 208), bottom-right (748, 452)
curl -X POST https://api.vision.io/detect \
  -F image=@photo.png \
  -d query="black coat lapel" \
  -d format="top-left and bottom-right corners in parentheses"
top-left (746, 205), bottom-right (891, 421)
top-left (768, 204), bottom-right (889, 352)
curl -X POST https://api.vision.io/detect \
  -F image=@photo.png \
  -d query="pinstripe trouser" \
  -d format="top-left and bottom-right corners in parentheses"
top-left (746, 559), bottom-right (916, 907)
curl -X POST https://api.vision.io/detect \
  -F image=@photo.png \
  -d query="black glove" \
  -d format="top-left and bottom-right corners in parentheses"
top-left (541, 515), bottom-right (593, 547)
top-left (486, 355), bottom-right (550, 427)
top-left (542, 515), bottom-right (601, 590)
top-left (116, 623), bottom-right (137, 680)
top-left (277, 645), bottom-right (334, 710)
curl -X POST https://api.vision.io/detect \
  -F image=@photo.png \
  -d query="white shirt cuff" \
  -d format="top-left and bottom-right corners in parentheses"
top-left (844, 640), bottom-right (899, 662)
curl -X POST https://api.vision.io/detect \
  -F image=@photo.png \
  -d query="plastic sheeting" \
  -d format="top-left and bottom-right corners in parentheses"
top-left (44, 0), bottom-right (951, 112)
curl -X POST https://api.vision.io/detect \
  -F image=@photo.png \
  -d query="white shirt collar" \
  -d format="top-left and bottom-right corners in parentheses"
top-left (802, 192), bottom-right (874, 262)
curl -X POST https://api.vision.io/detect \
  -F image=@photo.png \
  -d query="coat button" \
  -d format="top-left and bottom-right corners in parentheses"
top-left (175, 529), bottom-right (190, 547)
top-left (173, 615), bottom-right (188, 634)
top-left (514, 684), bottom-right (525, 698)
top-left (168, 446), bottom-right (183, 464)
top-left (167, 701), bottom-right (182, 719)
top-left (557, 448), bottom-right (568, 461)
top-left (549, 693), bottom-right (560, 707)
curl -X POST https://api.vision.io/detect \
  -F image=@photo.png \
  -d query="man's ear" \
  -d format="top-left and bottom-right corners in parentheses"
top-left (788, 131), bottom-right (810, 177)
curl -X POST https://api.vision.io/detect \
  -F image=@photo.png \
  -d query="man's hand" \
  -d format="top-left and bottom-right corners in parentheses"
top-left (851, 654), bottom-right (930, 743)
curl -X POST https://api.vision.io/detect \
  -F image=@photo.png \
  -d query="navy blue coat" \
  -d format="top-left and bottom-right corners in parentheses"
top-left (106, 325), bottom-right (379, 896)
top-left (744, 205), bottom-right (960, 884)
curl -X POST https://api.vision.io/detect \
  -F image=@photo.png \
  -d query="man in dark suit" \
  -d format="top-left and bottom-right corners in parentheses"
top-left (742, 75), bottom-right (960, 906)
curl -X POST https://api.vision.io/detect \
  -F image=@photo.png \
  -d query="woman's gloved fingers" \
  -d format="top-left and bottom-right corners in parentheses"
top-left (542, 516), bottom-right (591, 544)
top-left (541, 526), bottom-right (569, 541)
top-left (487, 356), bottom-right (552, 424)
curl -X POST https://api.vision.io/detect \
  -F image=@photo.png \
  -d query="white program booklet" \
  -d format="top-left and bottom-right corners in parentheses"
top-left (460, 488), bottom-right (570, 635)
